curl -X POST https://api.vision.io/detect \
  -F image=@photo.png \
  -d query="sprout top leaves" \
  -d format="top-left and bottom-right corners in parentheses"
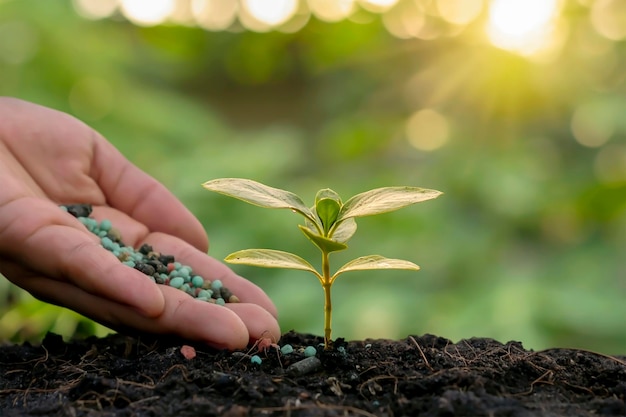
top-left (202, 177), bottom-right (442, 349)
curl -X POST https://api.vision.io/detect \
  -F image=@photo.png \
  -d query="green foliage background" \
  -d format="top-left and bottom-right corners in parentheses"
top-left (0, 0), bottom-right (624, 353)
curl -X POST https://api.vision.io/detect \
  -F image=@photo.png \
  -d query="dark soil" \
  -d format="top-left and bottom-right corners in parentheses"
top-left (1, 331), bottom-right (624, 417)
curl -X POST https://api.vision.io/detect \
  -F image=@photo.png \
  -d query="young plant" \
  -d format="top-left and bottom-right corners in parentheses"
top-left (202, 178), bottom-right (442, 349)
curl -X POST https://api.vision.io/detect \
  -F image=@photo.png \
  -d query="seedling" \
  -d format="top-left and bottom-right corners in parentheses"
top-left (202, 178), bottom-right (442, 349)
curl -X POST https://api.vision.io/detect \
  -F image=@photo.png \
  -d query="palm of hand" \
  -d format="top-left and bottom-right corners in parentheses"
top-left (0, 98), bottom-right (279, 349)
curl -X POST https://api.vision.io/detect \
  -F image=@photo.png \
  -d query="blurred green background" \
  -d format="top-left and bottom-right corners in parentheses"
top-left (0, 0), bottom-right (624, 354)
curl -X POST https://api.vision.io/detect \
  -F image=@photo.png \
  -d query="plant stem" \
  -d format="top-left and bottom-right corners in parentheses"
top-left (322, 250), bottom-right (332, 349)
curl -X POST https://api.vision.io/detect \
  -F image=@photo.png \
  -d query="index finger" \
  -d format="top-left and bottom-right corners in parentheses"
top-left (90, 136), bottom-right (209, 252)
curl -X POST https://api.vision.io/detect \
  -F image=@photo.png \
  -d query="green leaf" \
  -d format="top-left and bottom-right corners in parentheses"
top-left (332, 255), bottom-right (420, 282)
top-left (329, 217), bottom-right (357, 243)
top-left (315, 188), bottom-right (342, 206)
top-left (314, 189), bottom-right (342, 235)
top-left (316, 198), bottom-right (341, 235)
top-left (337, 186), bottom-right (442, 221)
top-left (225, 249), bottom-right (321, 278)
top-left (298, 225), bottom-right (348, 254)
top-left (203, 178), bottom-right (319, 227)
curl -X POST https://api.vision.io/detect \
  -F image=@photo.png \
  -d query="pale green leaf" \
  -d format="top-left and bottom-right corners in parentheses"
top-left (203, 178), bottom-right (318, 226)
top-left (329, 218), bottom-right (357, 243)
top-left (337, 187), bottom-right (442, 221)
top-left (225, 249), bottom-right (321, 278)
top-left (315, 188), bottom-right (342, 206)
top-left (299, 225), bottom-right (348, 253)
top-left (332, 255), bottom-right (420, 282)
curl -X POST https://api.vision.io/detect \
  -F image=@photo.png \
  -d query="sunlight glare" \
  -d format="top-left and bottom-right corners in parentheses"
top-left (486, 0), bottom-right (560, 55)
top-left (242, 0), bottom-right (298, 27)
top-left (120, 0), bottom-right (175, 26)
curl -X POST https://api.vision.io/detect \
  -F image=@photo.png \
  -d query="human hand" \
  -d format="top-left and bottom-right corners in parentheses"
top-left (0, 97), bottom-right (280, 349)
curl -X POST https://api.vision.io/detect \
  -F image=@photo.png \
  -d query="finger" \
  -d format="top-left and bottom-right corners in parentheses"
top-left (0, 98), bottom-right (107, 205)
top-left (0, 98), bottom-right (206, 251)
top-left (0, 198), bottom-right (165, 317)
top-left (225, 303), bottom-right (281, 343)
top-left (142, 232), bottom-right (279, 318)
top-left (88, 206), bottom-right (150, 247)
top-left (17, 274), bottom-right (252, 350)
top-left (90, 137), bottom-right (208, 252)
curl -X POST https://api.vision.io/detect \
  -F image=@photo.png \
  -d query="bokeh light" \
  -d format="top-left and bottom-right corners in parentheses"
top-left (191, 0), bottom-right (239, 31)
top-left (436, 0), bottom-right (483, 25)
top-left (405, 109), bottom-right (449, 151)
top-left (382, 0), bottom-right (446, 40)
top-left (278, 10), bottom-right (311, 33)
top-left (590, 0), bottom-right (626, 41)
top-left (242, 0), bottom-right (298, 27)
top-left (66, 0), bottom-right (626, 56)
top-left (382, 1), bottom-right (426, 39)
top-left (359, 0), bottom-right (399, 13)
top-left (168, 0), bottom-right (196, 25)
top-left (570, 101), bottom-right (615, 148)
top-left (486, 0), bottom-right (561, 55)
top-left (72, 0), bottom-right (118, 20)
top-left (119, 0), bottom-right (175, 26)
top-left (308, 0), bottom-right (356, 22)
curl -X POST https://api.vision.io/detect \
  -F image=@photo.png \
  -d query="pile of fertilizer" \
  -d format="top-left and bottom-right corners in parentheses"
top-left (61, 204), bottom-right (238, 304)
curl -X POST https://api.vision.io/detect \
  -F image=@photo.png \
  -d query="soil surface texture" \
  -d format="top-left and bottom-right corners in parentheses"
top-left (0, 331), bottom-right (624, 417)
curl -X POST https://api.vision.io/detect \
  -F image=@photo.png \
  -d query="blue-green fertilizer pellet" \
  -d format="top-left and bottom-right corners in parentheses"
top-left (61, 204), bottom-right (240, 304)
top-left (303, 346), bottom-right (317, 357)
top-left (280, 344), bottom-right (294, 355)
